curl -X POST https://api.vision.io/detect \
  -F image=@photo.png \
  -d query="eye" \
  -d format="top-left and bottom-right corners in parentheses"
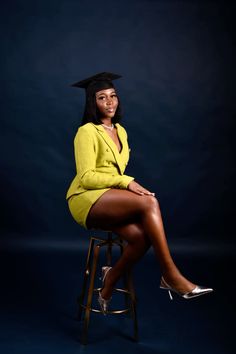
top-left (98, 96), bottom-right (105, 100)
top-left (111, 94), bottom-right (117, 98)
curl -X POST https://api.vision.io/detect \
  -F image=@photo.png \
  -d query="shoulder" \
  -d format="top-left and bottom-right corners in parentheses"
top-left (78, 123), bottom-right (96, 133)
top-left (73, 124), bottom-right (95, 145)
top-left (75, 123), bottom-right (100, 137)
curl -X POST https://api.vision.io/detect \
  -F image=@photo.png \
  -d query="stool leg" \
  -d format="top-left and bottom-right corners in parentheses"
top-left (81, 244), bottom-right (101, 345)
top-left (77, 238), bottom-right (95, 321)
top-left (127, 270), bottom-right (139, 342)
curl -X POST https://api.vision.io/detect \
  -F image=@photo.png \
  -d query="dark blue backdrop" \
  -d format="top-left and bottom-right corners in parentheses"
top-left (1, 1), bottom-right (235, 354)
top-left (1, 0), bottom-right (235, 247)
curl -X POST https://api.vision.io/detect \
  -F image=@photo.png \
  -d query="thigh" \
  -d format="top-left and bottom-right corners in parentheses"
top-left (86, 189), bottom-right (152, 230)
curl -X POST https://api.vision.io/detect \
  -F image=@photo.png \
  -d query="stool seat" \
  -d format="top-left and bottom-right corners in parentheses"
top-left (76, 231), bottom-right (138, 344)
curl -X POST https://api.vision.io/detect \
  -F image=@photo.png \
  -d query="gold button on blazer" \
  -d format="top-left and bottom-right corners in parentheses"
top-left (66, 122), bottom-right (134, 228)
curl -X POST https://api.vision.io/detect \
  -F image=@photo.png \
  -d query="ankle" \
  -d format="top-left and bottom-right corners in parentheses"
top-left (100, 286), bottom-right (113, 300)
top-left (162, 268), bottom-right (182, 283)
top-left (161, 273), bottom-right (196, 293)
top-left (100, 271), bottom-right (114, 299)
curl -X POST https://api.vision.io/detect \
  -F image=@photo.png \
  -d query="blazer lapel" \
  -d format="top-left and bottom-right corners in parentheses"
top-left (92, 123), bottom-right (124, 174)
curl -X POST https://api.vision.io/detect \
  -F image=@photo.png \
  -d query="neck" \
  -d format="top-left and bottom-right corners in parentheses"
top-left (101, 118), bottom-right (113, 127)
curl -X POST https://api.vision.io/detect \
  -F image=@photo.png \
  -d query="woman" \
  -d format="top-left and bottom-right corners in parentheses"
top-left (66, 72), bottom-right (213, 314)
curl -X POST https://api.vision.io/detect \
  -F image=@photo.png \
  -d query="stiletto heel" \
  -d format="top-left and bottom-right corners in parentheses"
top-left (160, 277), bottom-right (213, 300)
top-left (168, 290), bottom-right (173, 301)
top-left (98, 266), bottom-right (112, 315)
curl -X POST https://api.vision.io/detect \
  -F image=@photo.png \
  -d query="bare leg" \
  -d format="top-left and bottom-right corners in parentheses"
top-left (87, 189), bottom-right (196, 298)
top-left (100, 223), bottom-right (151, 299)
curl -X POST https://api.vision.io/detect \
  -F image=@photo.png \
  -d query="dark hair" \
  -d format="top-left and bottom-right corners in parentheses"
top-left (80, 89), bottom-right (122, 126)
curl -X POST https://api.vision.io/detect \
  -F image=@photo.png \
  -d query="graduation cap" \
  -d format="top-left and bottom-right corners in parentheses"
top-left (71, 72), bottom-right (122, 94)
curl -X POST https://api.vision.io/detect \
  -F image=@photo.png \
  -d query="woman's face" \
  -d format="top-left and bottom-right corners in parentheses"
top-left (95, 88), bottom-right (118, 119)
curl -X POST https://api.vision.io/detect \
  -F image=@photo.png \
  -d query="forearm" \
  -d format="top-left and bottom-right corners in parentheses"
top-left (80, 170), bottom-right (134, 189)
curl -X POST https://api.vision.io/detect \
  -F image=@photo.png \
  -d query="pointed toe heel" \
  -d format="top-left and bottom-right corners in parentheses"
top-left (98, 266), bottom-right (112, 315)
top-left (160, 277), bottom-right (213, 300)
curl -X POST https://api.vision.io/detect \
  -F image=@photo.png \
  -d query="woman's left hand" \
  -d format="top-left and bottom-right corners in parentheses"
top-left (128, 181), bottom-right (155, 196)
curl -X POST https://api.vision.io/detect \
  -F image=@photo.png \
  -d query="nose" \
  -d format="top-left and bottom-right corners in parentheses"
top-left (106, 98), bottom-right (113, 106)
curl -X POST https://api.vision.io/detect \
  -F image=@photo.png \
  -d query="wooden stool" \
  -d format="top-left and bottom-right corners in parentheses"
top-left (76, 231), bottom-right (139, 344)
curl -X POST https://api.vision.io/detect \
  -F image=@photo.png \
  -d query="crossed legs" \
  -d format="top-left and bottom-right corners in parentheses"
top-left (86, 189), bottom-right (196, 300)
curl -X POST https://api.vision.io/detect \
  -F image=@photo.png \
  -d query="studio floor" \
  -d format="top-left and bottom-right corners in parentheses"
top-left (0, 239), bottom-right (234, 354)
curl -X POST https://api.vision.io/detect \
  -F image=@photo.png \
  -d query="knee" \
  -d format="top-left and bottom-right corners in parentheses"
top-left (140, 195), bottom-right (160, 214)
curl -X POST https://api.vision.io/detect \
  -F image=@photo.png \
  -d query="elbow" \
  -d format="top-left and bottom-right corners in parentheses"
top-left (79, 171), bottom-right (94, 189)
top-left (80, 177), bottom-right (90, 189)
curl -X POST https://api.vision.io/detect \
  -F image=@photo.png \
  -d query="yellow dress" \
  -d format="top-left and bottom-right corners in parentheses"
top-left (66, 122), bottom-right (134, 228)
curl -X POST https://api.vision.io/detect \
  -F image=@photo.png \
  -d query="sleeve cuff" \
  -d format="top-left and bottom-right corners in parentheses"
top-left (119, 175), bottom-right (135, 189)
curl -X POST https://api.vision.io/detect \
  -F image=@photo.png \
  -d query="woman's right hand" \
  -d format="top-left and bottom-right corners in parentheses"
top-left (127, 181), bottom-right (155, 196)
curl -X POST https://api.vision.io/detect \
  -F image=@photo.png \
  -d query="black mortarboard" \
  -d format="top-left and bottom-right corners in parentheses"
top-left (71, 72), bottom-right (122, 94)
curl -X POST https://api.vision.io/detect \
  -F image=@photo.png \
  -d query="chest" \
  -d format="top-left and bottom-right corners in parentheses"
top-left (104, 129), bottom-right (122, 153)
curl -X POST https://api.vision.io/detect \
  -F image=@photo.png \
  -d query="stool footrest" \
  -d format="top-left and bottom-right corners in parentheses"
top-left (80, 303), bottom-right (131, 315)
top-left (78, 287), bottom-right (136, 314)
top-left (94, 287), bottom-right (133, 295)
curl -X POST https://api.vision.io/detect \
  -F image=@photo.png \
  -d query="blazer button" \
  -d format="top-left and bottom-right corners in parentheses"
top-left (106, 149), bottom-right (109, 152)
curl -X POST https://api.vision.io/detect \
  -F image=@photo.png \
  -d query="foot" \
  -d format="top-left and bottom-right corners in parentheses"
top-left (100, 267), bottom-right (113, 300)
top-left (98, 290), bottom-right (111, 315)
top-left (162, 273), bottom-right (197, 295)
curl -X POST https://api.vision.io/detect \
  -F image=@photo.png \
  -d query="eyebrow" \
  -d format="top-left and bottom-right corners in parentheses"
top-left (96, 90), bottom-right (116, 97)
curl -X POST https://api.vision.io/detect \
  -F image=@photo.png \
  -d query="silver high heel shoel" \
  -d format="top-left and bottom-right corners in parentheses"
top-left (160, 277), bottom-right (213, 300)
top-left (98, 266), bottom-right (112, 315)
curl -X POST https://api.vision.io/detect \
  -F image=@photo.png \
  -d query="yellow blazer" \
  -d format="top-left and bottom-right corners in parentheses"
top-left (66, 122), bottom-right (134, 228)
